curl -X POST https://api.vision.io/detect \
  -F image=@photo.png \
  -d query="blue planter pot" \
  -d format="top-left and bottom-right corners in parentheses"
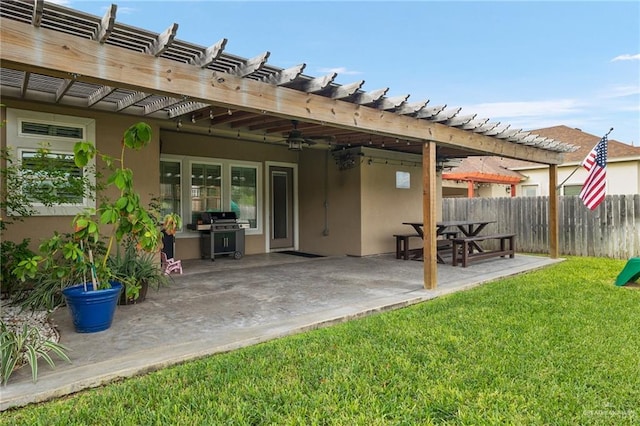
top-left (62, 282), bottom-right (123, 333)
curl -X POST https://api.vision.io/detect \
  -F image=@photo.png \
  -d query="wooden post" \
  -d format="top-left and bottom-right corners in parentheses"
top-left (423, 142), bottom-right (437, 289)
top-left (467, 180), bottom-right (474, 198)
top-left (548, 164), bottom-right (559, 258)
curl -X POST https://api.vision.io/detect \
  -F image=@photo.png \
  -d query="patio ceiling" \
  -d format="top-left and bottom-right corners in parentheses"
top-left (0, 0), bottom-right (577, 164)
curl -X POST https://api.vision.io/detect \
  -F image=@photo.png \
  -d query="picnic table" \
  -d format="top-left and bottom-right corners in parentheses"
top-left (400, 220), bottom-right (498, 263)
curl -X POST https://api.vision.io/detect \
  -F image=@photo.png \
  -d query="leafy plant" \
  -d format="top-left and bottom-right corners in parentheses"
top-left (11, 238), bottom-right (109, 311)
top-left (0, 239), bottom-right (35, 297)
top-left (0, 320), bottom-right (70, 386)
top-left (12, 122), bottom-right (181, 295)
top-left (1, 144), bottom-right (96, 302)
top-left (109, 238), bottom-right (171, 303)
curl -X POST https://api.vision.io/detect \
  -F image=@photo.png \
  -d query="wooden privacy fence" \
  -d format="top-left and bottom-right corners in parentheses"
top-left (442, 194), bottom-right (640, 259)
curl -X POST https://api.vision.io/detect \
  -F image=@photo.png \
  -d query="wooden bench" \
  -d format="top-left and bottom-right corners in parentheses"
top-left (452, 233), bottom-right (516, 267)
top-left (394, 234), bottom-right (422, 260)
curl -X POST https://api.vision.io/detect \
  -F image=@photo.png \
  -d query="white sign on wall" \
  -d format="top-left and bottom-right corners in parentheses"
top-left (396, 171), bottom-right (410, 189)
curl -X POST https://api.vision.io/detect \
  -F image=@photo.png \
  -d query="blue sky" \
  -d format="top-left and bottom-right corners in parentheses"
top-left (56, 1), bottom-right (639, 145)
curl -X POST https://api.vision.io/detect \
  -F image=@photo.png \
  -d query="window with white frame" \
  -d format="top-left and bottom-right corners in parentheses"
top-left (6, 108), bottom-right (96, 216)
top-left (521, 184), bottom-right (538, 197)
top-left (563, 185), bottom-right (582, 196)
top-left (160, 155), bottom-right (261, 235)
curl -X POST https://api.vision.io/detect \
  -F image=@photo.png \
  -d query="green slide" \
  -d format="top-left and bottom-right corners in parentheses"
top-left (615, 258), bottom-right (640, 286)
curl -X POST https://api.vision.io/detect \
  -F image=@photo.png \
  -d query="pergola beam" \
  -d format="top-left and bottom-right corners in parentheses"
top-left (0, 17), bottom-right (565, 164)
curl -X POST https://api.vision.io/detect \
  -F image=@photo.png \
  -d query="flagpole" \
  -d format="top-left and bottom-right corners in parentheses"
top-left (556, 128), bottom-right (613, 190)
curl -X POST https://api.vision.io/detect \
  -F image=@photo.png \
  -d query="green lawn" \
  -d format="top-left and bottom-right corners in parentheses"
top-left (3, 257), bottom-right (639, 425)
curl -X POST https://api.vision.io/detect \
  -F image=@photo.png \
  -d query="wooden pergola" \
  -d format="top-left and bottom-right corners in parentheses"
top-left (0, 0), bottom-right (572, 289)
top-left (442, 172), bottom-right (523, 197)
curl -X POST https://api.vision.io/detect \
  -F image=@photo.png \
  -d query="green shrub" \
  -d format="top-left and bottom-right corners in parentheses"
top-left (0, 239), bottom-right (35, 297)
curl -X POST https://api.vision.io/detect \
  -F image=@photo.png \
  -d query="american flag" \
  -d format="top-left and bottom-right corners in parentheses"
top-left (579, 135), bottom-right (608, 210)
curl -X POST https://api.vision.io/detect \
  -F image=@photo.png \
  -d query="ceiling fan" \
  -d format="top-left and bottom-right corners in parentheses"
top-left (283, 120), bottom-right (334, 151)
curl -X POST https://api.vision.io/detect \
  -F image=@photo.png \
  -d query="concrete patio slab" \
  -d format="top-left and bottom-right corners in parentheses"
top-left (1, 253), bottom-right (562, 411)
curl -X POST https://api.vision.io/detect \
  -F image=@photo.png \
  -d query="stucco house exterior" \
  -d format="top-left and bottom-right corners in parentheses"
top-left (442, 126), bottom-right (640, 198)
top-left (0, 1), bottom-right (576, 288)
top-left (507, 126), bottom-right (640, 197)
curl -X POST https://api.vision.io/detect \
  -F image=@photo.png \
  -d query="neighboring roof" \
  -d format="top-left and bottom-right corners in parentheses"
top-left (442, 156), bottom-right (526, 184)
top-left (501, 125), bottom-right (640, 169)
top-left (0, 0), bottom-right (577, 161)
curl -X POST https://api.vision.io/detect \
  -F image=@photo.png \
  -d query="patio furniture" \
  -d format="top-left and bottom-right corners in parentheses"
top-left (452, 233), bottom-right (516, 267)
top-left (394, 233), bottom-right (422, 260)
top-left (402, 220), bottom-right (497, 264)
top-left (161, 251), bottom-right (183, 275)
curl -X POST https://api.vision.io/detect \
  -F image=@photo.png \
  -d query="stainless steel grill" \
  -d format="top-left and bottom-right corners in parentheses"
top-left (189, 212), bottom-right (245, 261)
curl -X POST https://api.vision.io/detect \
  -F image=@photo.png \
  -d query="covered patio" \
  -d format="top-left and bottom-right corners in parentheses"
top-left (0, 1), bottom-right (576, 290)
top-left (1, 253), bottom-right (562, 410)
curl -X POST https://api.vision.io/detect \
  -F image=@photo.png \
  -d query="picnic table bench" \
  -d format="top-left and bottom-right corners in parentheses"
top-left (452, 233), bottom-right (516, 267)
top-left (394, 234), bottom-right (422, 260)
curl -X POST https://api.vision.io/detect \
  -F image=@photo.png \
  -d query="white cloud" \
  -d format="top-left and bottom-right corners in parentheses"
top-left (600, 85), bottom-right (640, 98)
top-left (115, 7), bottom-right (136, 15)
top-left (462, 99), bottom-right (584, 119)
top-left (317, 67), bottom-right (362, 76)
top-left (611, 54), bottom-right (640, 62)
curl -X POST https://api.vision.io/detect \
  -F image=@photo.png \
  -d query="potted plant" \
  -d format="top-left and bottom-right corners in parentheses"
top-left (13, 122), bottom-right (181, 332)
top-left (109, 237), bottom-right (171, 305)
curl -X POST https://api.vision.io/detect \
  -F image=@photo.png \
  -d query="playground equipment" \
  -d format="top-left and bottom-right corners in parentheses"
top-left (615, 258), bottom-right (640, 286)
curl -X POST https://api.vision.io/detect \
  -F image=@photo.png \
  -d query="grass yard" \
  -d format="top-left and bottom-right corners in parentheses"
top-left (2, 257), bottom-right (639, 425)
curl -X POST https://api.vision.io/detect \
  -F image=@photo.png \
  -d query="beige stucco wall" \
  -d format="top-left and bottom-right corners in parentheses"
top-left (298, 148), bottom-right (362, 256)
top-left (2, 100), bottom-right (161, 253)
top-left (298, 146), bottom-right (440, 257)
top-left (360, 159), bottom-right (424, 255)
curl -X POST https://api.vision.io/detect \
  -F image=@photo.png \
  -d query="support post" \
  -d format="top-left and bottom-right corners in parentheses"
top-left (423, 142), bottom-right (437, 289)
top-left (549, 164), bottom-right (559, 259)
